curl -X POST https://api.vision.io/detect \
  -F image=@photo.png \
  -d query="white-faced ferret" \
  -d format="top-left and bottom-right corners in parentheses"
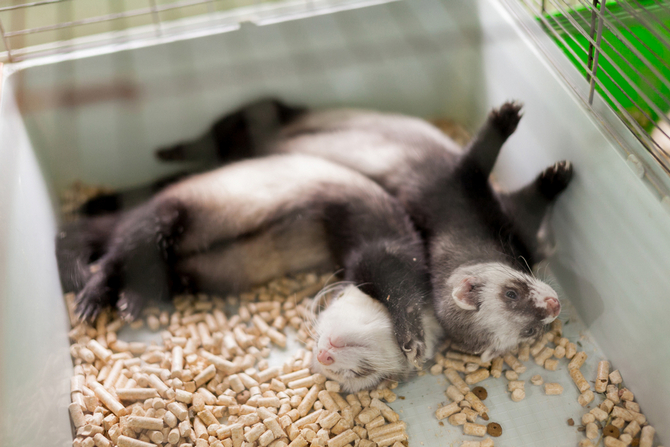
top-left (57, 154), bottom-right (440, 375)
top-left (311, 285), bottom-right (442, 393)
top-left (156, 99), bottom-right (574, 362)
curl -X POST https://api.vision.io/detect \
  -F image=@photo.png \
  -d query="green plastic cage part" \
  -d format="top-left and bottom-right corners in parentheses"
top-left (532, 0), bottom-right (670, 171)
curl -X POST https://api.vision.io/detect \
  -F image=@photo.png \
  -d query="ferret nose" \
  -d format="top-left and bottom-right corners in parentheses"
top-left (544, 296), bottom-right (561, 317)
top-left (317, 349), bottom-right (334, 365)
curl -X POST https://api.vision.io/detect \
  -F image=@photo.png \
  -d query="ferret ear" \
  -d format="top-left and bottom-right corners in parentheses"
top-left (452, 277), bottom-right (478, 311)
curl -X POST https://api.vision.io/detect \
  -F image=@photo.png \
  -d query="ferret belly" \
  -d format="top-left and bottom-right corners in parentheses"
top-left (176, 215), bottom-right (334, 293)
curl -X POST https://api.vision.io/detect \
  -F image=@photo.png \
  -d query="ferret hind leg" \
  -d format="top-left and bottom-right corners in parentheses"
top-left (460, 102), bottom-right (523, 178)
top-left (74, 197), bottom-right (186, 322)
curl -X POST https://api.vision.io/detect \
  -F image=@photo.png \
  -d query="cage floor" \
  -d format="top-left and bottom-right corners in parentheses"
top-left (116, 291), bottom-right (608, 447)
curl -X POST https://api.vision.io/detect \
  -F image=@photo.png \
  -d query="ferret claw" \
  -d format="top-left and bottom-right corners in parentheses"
top-left (74, 272), bottom-right (110, 322)
top-left (401, 339), bottom-right (426, 369)
top-left (117, 290), bottom-right (144, 322)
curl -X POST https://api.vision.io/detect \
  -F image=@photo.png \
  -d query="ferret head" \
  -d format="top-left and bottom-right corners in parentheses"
top-left (436, 262), bottom-right (561, 361)
top-left (311, 285), bottom-right (409, 393)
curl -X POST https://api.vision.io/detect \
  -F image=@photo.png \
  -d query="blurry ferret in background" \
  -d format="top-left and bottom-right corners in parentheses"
top-left (142, 99), bottom-right (573, 362)
top-left (57, 154), bottom-right (444, 391)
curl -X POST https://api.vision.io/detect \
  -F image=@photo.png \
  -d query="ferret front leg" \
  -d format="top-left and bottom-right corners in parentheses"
top-left (345, 240), bottom-right (431, 368)
top-left (321, 198), bottom-right (431, 366)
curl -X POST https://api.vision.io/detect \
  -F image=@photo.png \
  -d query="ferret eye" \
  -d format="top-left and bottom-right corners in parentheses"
top-left (524, 327), bottom-right (537, 337)
top-left (505, 290), bottom-right (518, 300)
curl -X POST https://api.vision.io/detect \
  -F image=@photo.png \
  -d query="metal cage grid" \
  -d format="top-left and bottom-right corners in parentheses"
top-left (514, 0), bottom-right (670, 188)
top-left (0, 0), bottom-right (394, 63)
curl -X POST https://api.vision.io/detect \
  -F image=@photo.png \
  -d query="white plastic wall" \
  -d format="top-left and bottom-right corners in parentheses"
top-left (0, 75), bottom-right (73, 447)
top-left (15, 0), bottom-right (486, 194)
top-left (0, 0), bottom-right (668, 445)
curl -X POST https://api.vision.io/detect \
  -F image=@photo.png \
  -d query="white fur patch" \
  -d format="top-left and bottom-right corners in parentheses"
top-left (312, 285), bottom-right (443, 392)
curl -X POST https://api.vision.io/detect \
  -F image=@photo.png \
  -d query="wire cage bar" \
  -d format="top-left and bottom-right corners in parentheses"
top-left (0, 0), bottom-right (395, 63)
top-left (515, 0), bottom-right (670, 185)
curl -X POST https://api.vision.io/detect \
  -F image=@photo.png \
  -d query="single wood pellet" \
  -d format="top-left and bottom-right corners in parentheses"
top-left (609, 370), bottom-right (623, 385)
top-left (586, 422), bottom-right (599, 439)
top-left (446, 385), bottom-right (465, 403)
top-left (510, 389), bottom-right (525, 402)
top-left (569, 368), bottom-right (591, 393)
top-left (595, 360), bottom-right (610, 393)
top-left (534, 347), bottom-right (555, 367)
top-left (619, 434), bottom-right (633, 445)
top-left (445, 368), bottom-right (470, 395)
top-left (604, 436), bottom-right (627, 447)
top-left (504, 370), bottom-right (518, 381)
top-left (578, 390), bottom-right (595, 407)
top-left (639, 433), bottom-right (662, 447)
top-left (544, 383), bottom-right (563, 395)
top-left (490, 358), bottom-right (503, 378)
top-left (463, 422), bottom-right (487, 437)
top-left (448, 412), bottom-right (467, 426)
top-left (502, 354), bottom-right (526, 374)
top-left (591, 407), bottom-right (608, 422)
top-left (465, 369), bottom-right (490, 385)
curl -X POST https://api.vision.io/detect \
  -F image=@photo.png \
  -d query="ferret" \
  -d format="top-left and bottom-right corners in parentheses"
top-left (57, 154), bottom-right (435, 366)
top-left (311, 285), bottom-right (443, 393)
top-left (79, 98), bottom-right (306, 216)
top-left (150, 99), bottom-right (573, 361)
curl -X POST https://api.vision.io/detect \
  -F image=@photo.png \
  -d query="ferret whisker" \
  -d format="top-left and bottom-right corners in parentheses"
top-left (323, 269), bottom-right (345, 288)
top-left (518, 256), bottom-right (535, 279)
top-left (309, 281), bottom-right (352, 314)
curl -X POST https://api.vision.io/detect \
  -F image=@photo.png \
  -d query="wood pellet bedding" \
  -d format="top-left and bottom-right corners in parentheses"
top-left (66, 275), bottom-right (412, 447)
top-left (64, 278), bottom-right (662, 447)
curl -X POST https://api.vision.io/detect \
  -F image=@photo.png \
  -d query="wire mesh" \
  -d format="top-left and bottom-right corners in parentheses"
top-left (0, 0), bottom-right (396, 63)
top-left (517, 0), bottom-right (670, 176)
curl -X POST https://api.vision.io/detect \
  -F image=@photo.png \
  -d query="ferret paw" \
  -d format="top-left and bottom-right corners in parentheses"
top-left (75, 270), bottom-right (112, 322)
top-left (490, 101), bottom-right (523, 139)
top-left (538, 160), bottom-right (574, 200)
top-left (401, 338), bottom-right (427, 369)
top-left (116, 290), bottom-right (146, 322)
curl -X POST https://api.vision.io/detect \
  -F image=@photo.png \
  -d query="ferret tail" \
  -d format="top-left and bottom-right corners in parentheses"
top-left (55, 214), bottom-right (118, 293)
